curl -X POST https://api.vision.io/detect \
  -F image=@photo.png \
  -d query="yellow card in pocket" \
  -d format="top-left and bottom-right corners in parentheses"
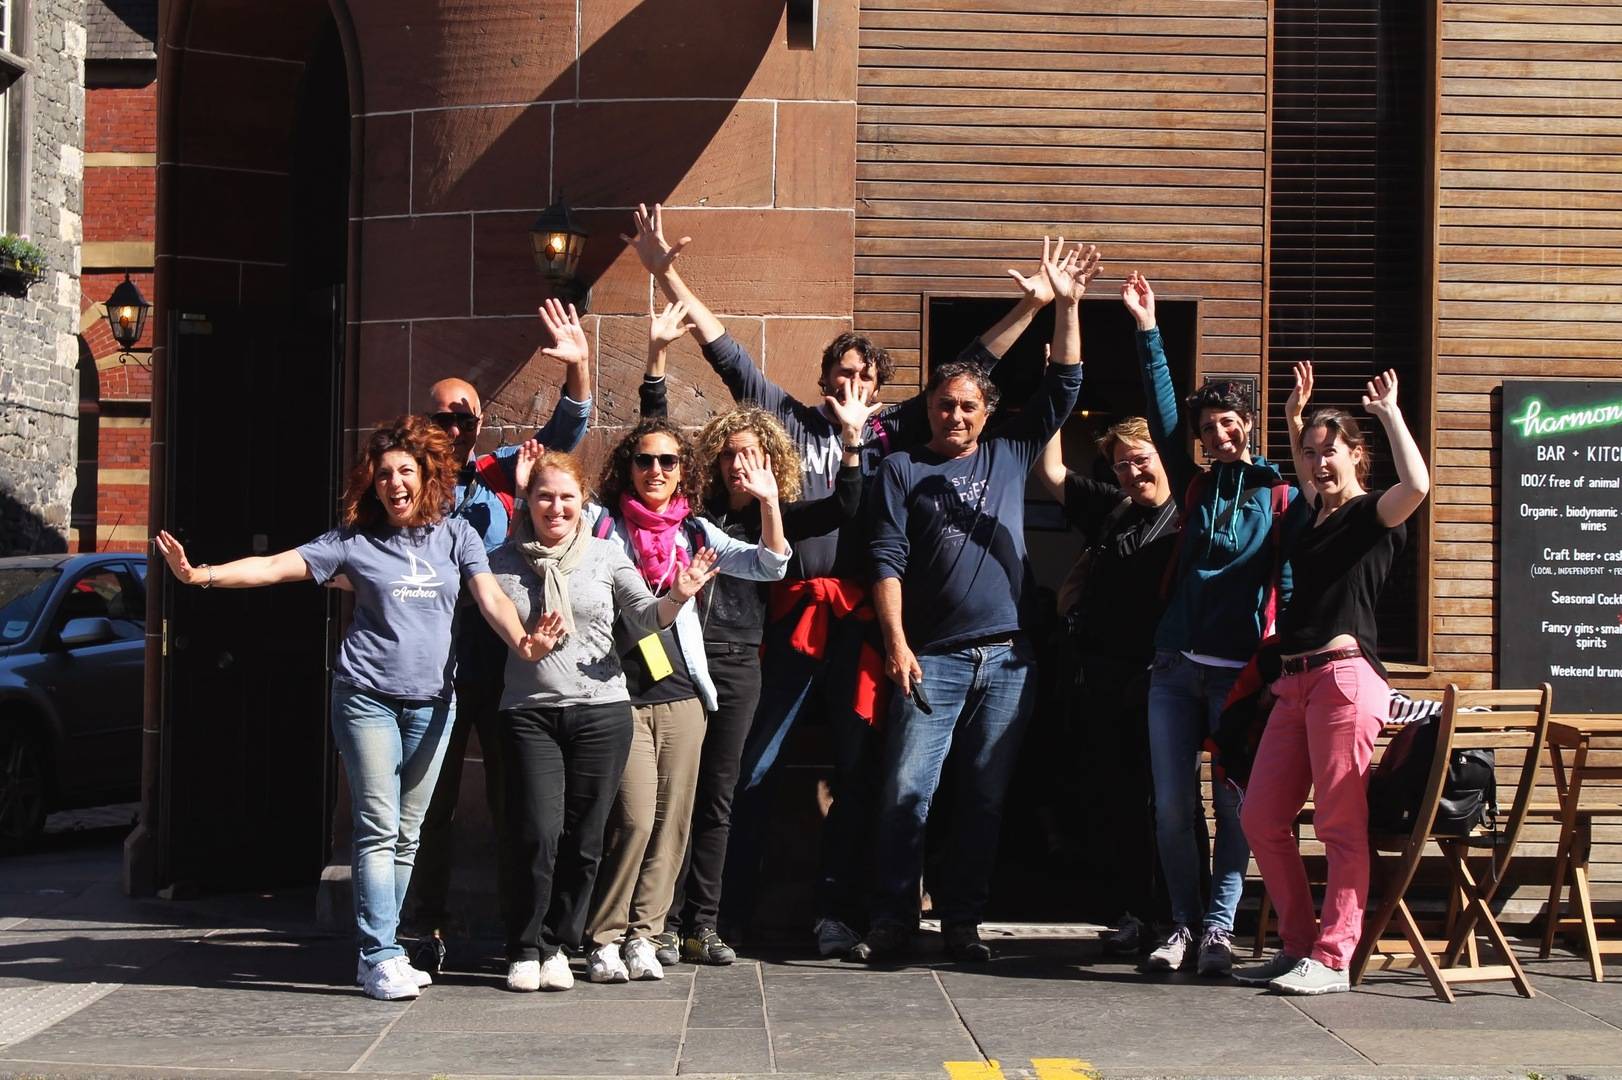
top-left (637, 632), bottom-right (674, 681)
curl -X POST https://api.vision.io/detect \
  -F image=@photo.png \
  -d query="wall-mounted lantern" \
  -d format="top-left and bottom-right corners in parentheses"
top-left (529, 198), bottom-right (591, 313)
top-left (105, 273), bottom-right (151, 367)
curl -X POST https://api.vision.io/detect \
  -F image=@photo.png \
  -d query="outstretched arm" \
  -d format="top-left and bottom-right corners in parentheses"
top-left (467, 572), bottom-right (534, 654)
top-left (977, 248), bottom-right (1059, 359)
top-left (1284, 360), bottom-right (1315, 502)
top-left (532, 298), bottom-right (592, 451)
top-left (154, 530), bottom-right (311, 588)
top-left (1364, 370), bottom-right (1431, 527)
top-left (1038, 425), bottom-right (1067, 503)
top-left (1125, 272), bottom-right (1195, 496)
top-left (640, 299), bottom-right (696, 420)
top-left (624, 202), bottom-right (725, 345)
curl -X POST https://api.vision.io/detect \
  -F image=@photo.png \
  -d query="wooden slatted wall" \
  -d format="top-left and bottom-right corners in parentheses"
top-left (854, 0), bottom-right (1271, 390)
top-left (1435, 0), bottom-right (1622, 906)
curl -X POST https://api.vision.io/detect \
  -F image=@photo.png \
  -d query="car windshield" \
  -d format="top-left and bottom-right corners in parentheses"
top-left (0, 568), bottom-right (62, 643)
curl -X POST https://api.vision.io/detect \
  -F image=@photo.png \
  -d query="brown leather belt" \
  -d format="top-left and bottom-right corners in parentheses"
top-left (1280, 644), bottom-right (1362, 676)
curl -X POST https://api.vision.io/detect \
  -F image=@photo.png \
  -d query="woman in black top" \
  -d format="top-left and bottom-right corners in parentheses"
top-left (1235, 363), bottom-right (1430, 996)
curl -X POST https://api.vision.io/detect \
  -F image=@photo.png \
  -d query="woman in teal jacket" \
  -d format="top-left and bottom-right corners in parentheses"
top-left (1123, 272), bottom-right (1295, 978)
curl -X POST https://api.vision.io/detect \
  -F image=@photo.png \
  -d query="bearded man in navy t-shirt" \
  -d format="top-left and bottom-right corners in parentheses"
top-left (847, 239), bottom-right (1098, 965)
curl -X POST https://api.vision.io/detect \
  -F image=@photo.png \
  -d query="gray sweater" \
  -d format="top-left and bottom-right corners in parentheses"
top-left (490, 536), bottom-right (664, 710)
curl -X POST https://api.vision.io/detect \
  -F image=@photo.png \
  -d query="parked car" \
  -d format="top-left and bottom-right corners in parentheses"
top-left (0, 552), bottom-right (147, 847)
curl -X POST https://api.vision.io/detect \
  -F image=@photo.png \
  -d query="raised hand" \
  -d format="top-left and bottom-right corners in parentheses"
top-left (1287, 361), bottom-right (1314, 423)
top-left (513, 438), bottom-right (542, 495)
top-left (649, 299), bottom-right (695, 351)
top-left (153, 530), bottom-right (203, 586)
top-left (733, 446), bottom-right (780, 505)
top-left (1121, 271), bottom-right (1156, 331)
top-left (621, 202), bottom-right (691, 276)
top-left (825, 381), bottom-right (884, 444)
top-left (1007, 249), bottom-right (1057, 307)
top-left (1042, 237), bottom-right (1102, 303)
top-left (1363, 369), bottom-right (1401, 422)
top-left (669, 547), bottom-right (720, 603)
top-left (520, 609), bottom-right (567, 661)
top-left (538, 298), bottom-right (590, 366)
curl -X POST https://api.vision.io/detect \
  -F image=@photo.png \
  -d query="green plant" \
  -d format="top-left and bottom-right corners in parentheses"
top-left (0, 232), bottom-right (46, 275)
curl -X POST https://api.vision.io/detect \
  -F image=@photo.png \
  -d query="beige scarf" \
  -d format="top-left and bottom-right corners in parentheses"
top-left (514, 514), bottom-right (589, 636)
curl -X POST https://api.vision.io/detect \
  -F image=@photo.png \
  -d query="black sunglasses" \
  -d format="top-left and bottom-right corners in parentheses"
top-left (430, 411), bottom-right (478, 430)
top-left (632, 452), bottom-right (681, 471)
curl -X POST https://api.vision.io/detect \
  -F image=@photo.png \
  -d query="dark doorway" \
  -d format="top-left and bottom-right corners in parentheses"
top-left (160, 17), bottom-right (349, 891)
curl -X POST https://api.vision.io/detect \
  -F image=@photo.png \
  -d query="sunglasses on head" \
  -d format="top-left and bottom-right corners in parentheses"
top-left (632, 452), bottom-right (681, 471)
top-left (430, 411), bottom-right (478, 430)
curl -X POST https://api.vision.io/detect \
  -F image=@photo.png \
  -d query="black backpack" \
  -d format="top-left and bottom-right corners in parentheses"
top-left (1367, 714), bottom-right (1497, 837)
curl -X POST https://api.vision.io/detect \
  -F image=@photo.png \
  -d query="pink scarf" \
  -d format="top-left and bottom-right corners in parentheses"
top-left (618, 491), bottom-right (693, 591)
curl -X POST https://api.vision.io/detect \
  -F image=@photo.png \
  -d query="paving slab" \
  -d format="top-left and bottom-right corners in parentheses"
top-left (767, 1017), bottom-right (982, 1073)
top-left (360, 1030), bottom-right (681, 1076)
top-left (393, 989), bottom-right (690, 1034)
top-left (0, 1032), bottom-right (379, 1072)
top-left (763, 967), bottom-right (959, 1024)
top-left (685, 963), bottom-right (766, 1028)
top-left (24, 984), bottom-right (407, 1038)
top-left (677, 1026), bottom-right (775, 1074)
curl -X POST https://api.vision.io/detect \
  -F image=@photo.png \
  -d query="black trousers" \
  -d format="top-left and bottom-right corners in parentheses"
top-left (500, 699), bottom-right (634, 962)
top-left (407, 617), bottom-right (509, 932)
top-left (669, 642), bottom-right (762, 935)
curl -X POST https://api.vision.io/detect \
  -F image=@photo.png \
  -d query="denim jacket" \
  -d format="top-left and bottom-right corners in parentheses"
top-left (584, 502), bottom-right (790, 710)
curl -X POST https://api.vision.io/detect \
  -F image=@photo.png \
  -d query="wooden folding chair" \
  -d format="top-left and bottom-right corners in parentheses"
top-left (1349, 684), bottom-right (1552, 1002)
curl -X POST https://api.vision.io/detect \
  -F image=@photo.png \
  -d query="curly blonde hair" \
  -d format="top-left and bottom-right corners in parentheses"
top-left (693, 406), bottom-right (803, 508)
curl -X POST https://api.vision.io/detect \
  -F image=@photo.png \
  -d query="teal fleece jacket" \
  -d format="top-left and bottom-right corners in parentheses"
top-left (1138, 327), bottom-right (1295, 661)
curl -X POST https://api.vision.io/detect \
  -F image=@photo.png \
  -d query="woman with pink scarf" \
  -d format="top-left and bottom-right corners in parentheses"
top-left (583, 417), bottom-right (790, 983)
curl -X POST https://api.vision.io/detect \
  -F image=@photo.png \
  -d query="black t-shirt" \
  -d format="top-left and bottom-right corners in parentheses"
top-left (1277, 490), bottom-right (1406, 678)
top-left (1061, 473), bottom-right (1180, 660)
top-left (623, 622), bottom-right (698, 705)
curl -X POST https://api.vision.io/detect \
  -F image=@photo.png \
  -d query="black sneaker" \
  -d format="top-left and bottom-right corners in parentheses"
top-left (682, 927), bottom-right (736, 966)
top-left (943, 922), bottom-right (993, 963)
top-left (845, 921), bottom-right (911, 964)
top-left (410, 930), bottom-right (447, 976)
top-left (1100, 913), bottom-right (1146, 956)
top-left (650, 930), bottom-right (681, 967)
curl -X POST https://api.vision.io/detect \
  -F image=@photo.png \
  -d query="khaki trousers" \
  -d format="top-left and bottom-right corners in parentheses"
top-left (589, 697), bottom-right (707, 945)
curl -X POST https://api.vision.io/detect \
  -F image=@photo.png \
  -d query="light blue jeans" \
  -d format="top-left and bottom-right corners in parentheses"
top-left (331, 680), bottom-right (455, 965)
top-left (871, 637), bottom-right (1036, 928)
top-left (1147, 650), bottom-right (1247, 932)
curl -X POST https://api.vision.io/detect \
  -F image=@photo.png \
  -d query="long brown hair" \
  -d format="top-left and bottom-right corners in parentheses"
top-left (598, 418), bottom-right (703, 510)
top-left (340, 414), bottom-right (458, 530)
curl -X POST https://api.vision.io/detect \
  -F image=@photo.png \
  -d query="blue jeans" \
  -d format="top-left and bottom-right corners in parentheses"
top-left (331, 680), bottom-right (455, 965)
top-left (871, 637), bottom-right (1035, 928)
top-left (1147, 651), bottom-right (1247, 932)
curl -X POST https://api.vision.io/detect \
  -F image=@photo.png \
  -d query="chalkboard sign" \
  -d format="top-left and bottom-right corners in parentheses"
top-left (1500, 379), bottom-right (1622, 713)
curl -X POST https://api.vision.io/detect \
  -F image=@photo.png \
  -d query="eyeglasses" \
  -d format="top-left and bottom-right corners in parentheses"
top-left (430, 411), bottom-right (478, 430)
top-left (632, 452), bottom-right (681, 471)
top-left (1111, 453), bottom-right (1159, 474)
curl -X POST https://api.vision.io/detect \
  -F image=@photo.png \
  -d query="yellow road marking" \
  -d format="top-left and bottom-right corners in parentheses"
top-left (1032, 1059), bottom-right (1100, 1080)
top-left (945, 1061), bottom-right (1005, 1080)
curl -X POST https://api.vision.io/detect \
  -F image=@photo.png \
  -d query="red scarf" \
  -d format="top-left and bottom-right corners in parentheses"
top-left (618, 491), bottom-right (693, 591)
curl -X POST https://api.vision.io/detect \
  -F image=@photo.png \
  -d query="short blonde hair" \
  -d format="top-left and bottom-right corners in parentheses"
top-left (1095, 416), bottom-right (1154, 463)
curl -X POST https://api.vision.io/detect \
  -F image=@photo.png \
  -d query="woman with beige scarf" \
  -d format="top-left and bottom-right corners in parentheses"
top-left (488, 446), bottom-right (718, 993)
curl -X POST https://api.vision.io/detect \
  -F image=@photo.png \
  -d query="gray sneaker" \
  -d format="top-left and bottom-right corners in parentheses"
top-left (1145, 925), bottom-right (1193, 971)
top-left (1197, 925), bottom-right (1235, 976)
top-left (1269, 956), bottom-right (1350, 995)
top-left (650, 930), bottom-right (681, 967)
top-left (1232, 951), bottom-right (1301, 986)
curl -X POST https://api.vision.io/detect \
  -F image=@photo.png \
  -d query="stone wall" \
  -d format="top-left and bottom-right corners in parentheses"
top-left (0, 0), bottom-right (86, 555)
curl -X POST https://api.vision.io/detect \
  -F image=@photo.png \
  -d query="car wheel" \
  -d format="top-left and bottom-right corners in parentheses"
top-left (0, 723), bottom-right (49, 850)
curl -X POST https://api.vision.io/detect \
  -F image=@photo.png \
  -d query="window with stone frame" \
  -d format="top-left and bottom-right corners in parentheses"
top-left (0, 0), bottom-right (29, 235)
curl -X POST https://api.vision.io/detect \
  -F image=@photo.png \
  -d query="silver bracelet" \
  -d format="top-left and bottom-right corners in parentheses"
top-left (198, 563), bottom-right (212, 589)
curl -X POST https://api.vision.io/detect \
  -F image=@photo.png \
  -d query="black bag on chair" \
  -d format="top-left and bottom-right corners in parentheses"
top-left (1367, 714), bottom-right (1497, 836)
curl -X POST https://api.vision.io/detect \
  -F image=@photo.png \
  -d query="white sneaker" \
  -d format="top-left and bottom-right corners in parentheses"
top-left (362, 955), bottom-right (421, 1000)
top-left (814, 918), bottom-right (861, 958)
top-left (587, 943), bottom-right (630, 984)
top-left (506, 959), bottom-right (542, 992)
top-left (1145, 925), bottom-right (1194, 972)
top-left (357, 957), bottom-right (431, 988)
top-left (1269, 956), bottom-right (1350, 996)
top-left (623, 936), bottom-right (665, 981)
top-left (1232, 951), bottom-right (1301, 986)
top-left (538, 951), bottom-right (575, 991)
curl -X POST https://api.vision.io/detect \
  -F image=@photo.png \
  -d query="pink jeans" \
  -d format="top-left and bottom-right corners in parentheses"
top-left (1240, 656), bottom-right (1387, 969)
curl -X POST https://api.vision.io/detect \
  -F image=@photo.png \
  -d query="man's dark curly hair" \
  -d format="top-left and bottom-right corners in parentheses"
top-left (1184, 379), bottom-right (1253, 431)
top-left (926, 359), bottom-right (1000, 415)
top-left (598, 417), bottom-right (704, 510)
top-left (819, 331), bottom-right (896, 393)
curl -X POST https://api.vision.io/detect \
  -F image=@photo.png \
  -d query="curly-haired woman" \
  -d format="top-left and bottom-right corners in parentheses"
top-left (154, 415), bottom-right (537, 1001)
top-left (581, 413), bottom-right (791, 983)
top-left (638, 303), bottom-right (870, 965)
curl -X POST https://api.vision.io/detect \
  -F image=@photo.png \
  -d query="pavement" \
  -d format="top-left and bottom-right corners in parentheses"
top-left (4, 817), bottom-right (1622, 1080)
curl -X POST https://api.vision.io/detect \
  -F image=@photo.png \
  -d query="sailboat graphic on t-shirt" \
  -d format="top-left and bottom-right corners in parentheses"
top-left (391, 550), bottom-right (443, 589)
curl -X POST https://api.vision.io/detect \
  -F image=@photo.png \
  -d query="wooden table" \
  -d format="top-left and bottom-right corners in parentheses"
top-left (1539, 714), bottom-right (1622, 980)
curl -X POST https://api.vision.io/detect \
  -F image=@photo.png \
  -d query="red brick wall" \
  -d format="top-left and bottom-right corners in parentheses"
top-left (86, 86), bottom-right (158, 154)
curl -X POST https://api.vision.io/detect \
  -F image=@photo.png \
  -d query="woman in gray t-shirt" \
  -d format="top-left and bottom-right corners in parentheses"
top-left (489, 446), bottom-right (718, 993)
top-left (155, 415), bottom-right (537, 1002)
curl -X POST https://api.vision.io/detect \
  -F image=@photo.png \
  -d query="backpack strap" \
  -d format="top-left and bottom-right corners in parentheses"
top-left (472, 453), bottom-right (517, 520)
top-left (593, 509), bottom-right (616, 540)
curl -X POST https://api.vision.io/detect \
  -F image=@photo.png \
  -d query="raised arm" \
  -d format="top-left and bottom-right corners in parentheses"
top-left (1038, 424), bottom-right (1067, 503)
top-left (532, 298), bottom-right (592, 452)
top-left (1363, 370), bottom-right (1431, 527)
top-left (1284, 360), bottom-right (1315, 501)
top-left (623, 202), bottom-right (725, 345)
top-left (977, 249), bottom-right (1058, 359)
top-left (1125, 272), bottom-right (1195, 495)
top-left (731, 445), bottom-right (788, 556)
top-left (640, 299), bottom-right (696, 420)
top-left (996, 239), bottom-right (1096, 450)
top-left (154, 530), bottom-right (310, 588)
